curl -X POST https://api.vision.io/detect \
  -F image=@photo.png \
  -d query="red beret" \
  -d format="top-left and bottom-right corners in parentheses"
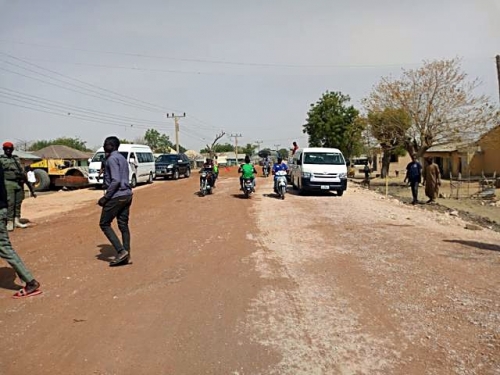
top-left (3, 142), bottom-right (14, 148)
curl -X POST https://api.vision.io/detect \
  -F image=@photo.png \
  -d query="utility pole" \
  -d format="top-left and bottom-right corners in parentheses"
top-left (496, 55), bottom-right (500, 104)
top-left (230, 133), bottom-right (242, 165)
top-left (166, 112), bottom-right (186, 153)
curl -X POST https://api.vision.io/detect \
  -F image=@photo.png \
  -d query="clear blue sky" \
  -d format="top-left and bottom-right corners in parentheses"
top-left (1, 0), bottom-right (499, 151)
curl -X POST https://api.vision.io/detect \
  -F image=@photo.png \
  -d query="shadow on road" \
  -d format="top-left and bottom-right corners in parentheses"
top-left (95, 244), bottom-right (116, 262)
top-left (0, 267), bottom-right (22, 291)
top-left (262, 193), bottom-right (280, 199)
top-left (443, 240), bottom-right (500, 252)
top-left (231, 193), bottom-right (252, 199)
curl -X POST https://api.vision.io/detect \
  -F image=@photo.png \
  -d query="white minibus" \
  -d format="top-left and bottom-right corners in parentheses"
top-left (289, 147), bottom-right (348, 196)
top-left (88, 144), bottom-right (155, 188)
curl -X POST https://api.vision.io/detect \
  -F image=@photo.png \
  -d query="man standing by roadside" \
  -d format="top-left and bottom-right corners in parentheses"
top-left (0, 164), bottom-right (41, 298)
top-left (98, 137), bottom-right (133, 267)
top-left (0, 142), bottom-right (36, 231)
top-left (404, 154), bottom-right (423, 205)
top-left (423, 157), bottom-right (441, 204)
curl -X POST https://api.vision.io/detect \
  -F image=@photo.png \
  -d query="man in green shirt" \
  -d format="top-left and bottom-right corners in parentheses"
top-left (238, 155), bottom-right (257, 191)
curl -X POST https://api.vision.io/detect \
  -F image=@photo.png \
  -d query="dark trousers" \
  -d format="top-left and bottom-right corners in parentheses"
top-left (409, 181), bottom-right (419, 202)
top-left (99, 195), bottom-right (133, 254)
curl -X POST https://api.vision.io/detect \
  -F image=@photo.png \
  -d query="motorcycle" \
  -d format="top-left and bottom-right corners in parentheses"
top-left (275, 170), bottom-right (287, 200)
top-left (263, 165), bottom-right (269, 178)
top-left (243, 178), bottom-right (254, 198)
top-left (199, 170), bottom-right (213, 196)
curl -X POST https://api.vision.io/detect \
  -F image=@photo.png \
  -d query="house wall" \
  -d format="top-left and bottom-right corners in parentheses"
top-left (389, 154), bottom-right (412, 176)
top-left (475, 126), bottom-right (500, 175)
top-left (423, 152), bottom-right (457, 177)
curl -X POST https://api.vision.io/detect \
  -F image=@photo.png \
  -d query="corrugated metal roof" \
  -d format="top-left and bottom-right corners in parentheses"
top-left (426, 142), bottom-right (469, 153)
top-left (13, 151), bottom-right (42, 160)
top-left (32, 145), bottom-right (92, 159)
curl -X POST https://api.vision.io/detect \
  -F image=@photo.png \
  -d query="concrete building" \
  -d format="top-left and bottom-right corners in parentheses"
top-left (424, 125), bottom-right (500, 179)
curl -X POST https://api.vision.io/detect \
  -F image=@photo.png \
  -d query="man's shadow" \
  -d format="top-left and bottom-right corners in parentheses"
top-left (95, 244), bottom-right (116, 262)
top-left (0, 267), bottom-right (22, 291)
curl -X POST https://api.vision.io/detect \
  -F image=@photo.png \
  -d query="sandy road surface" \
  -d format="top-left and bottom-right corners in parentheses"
top-left (1, 174), bottom-right (499, 374)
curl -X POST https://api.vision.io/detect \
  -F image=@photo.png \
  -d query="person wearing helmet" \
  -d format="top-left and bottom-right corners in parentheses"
top-left (272, 157), bottom-right (289, 193)
top-left (0, 142), bottom-right (36, 231)
top-left (238, 155), bottom-right (257, 191)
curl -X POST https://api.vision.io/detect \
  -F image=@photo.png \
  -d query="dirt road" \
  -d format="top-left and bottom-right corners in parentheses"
top-left (1, 174), bottom-right (499, 374)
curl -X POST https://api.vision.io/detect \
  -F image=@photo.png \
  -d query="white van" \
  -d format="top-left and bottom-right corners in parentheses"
top-left (290, 147), bottom-right (348, 196)
top-left (88, 144), bottom-right (155, 188)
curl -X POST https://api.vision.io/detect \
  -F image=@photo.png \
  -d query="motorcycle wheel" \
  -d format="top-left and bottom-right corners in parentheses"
top-left (281, 186), bottom-right (286, 200)
top-left (200, 188), bottom-right (206, 197)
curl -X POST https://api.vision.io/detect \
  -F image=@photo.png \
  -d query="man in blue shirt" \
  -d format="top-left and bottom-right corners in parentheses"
top-left (404, 154), bottom-right (422, 205)
top-left (272, 157), bottom-right (289, 193)
top-left (98, 136), bottom-right (133, 266)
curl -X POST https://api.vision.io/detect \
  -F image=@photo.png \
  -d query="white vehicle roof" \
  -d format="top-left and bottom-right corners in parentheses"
top-left (93, 144), bottom-right (153, 153)
top-left (299, 147), bottom-right (343, 153)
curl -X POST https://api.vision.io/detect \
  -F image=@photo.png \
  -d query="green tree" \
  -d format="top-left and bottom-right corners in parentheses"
top-left (119, 139), bottom-right (133, 144)
top-left (29, 137), bottom-right (91, 152)
top-left (200, 143), bottom-right (234, 154)
top-left (144, 129), bottom-right (173, 153)
top-left (241, 143), bottom-right (257, 156)
top-left (303, 91), bottom-right (360, 156)
top-left (277, 148), bottom-right (289, 159)
top-left (367, 108), bottom-right (412, 178)
top-left (341, 116), bottom-right (366, 160)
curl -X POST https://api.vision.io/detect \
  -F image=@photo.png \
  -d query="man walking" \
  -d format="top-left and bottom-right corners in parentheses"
top-left (404, 154), bottom-right (423, 204)
top-left (423, 157), bottom-right (441, 204)
top-left (98, 137), bottom-right (133, 267)
top-left (0, 164), bottom-right (41, 298)
top-left (0, 142), bottom-right (36, 231)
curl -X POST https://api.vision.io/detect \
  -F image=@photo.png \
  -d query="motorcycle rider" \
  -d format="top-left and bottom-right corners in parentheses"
top-left (238, 155), bottom-right (257, 191)
top-left (200, 158), bottom-right (216, 188)
top-left (262, 156), bottom-right (270, 176)
top-left (272, 157), bottom-right (289, 193)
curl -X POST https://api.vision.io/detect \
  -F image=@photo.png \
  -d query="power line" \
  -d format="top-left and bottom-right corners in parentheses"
top-left (0, 39), bottom-right (494, 69)
top-left (0, 87), bottom-right (173, 126)
top-left (0, 99), bottom-right (158, 129)
top-left (0, 52), bottom-right (183, 113)
top-left (0, 52), bottom-right (223, 132)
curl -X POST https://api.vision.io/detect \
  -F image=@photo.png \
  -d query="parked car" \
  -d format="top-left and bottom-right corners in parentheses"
top-left (155, 153), bottom-right (191, 180)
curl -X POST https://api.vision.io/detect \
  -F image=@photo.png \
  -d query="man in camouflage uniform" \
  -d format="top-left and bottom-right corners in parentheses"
top-left (0, 163), bottom-right (41, 298)
top-left (0, 142), bottom-right (36, 231)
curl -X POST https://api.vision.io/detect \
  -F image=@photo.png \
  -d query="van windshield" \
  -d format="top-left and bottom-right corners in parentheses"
top-left (91, 151), bottom-right (128, 162)
top-left (303, 152), bottom-right (345, 165)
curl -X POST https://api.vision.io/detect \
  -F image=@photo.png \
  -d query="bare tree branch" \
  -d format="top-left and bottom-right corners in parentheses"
top-left (363, 58), bottom-right (500, 157)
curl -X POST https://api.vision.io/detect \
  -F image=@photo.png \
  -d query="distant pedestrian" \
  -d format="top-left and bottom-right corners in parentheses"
top-left (0, 164), bottom-right (41, 298)
top-left (363, 162), bottom-right (371, 187)
top-left (98, 137), bottom-right (133, 267)
top-left (26, 167), bottom-right (37, 197)
top-left (423, 158), bottom-right (441, 204)
top-left (404, 154), bottom-right (423, 205)
top-left (291, 141), bottom-right (299, 156)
